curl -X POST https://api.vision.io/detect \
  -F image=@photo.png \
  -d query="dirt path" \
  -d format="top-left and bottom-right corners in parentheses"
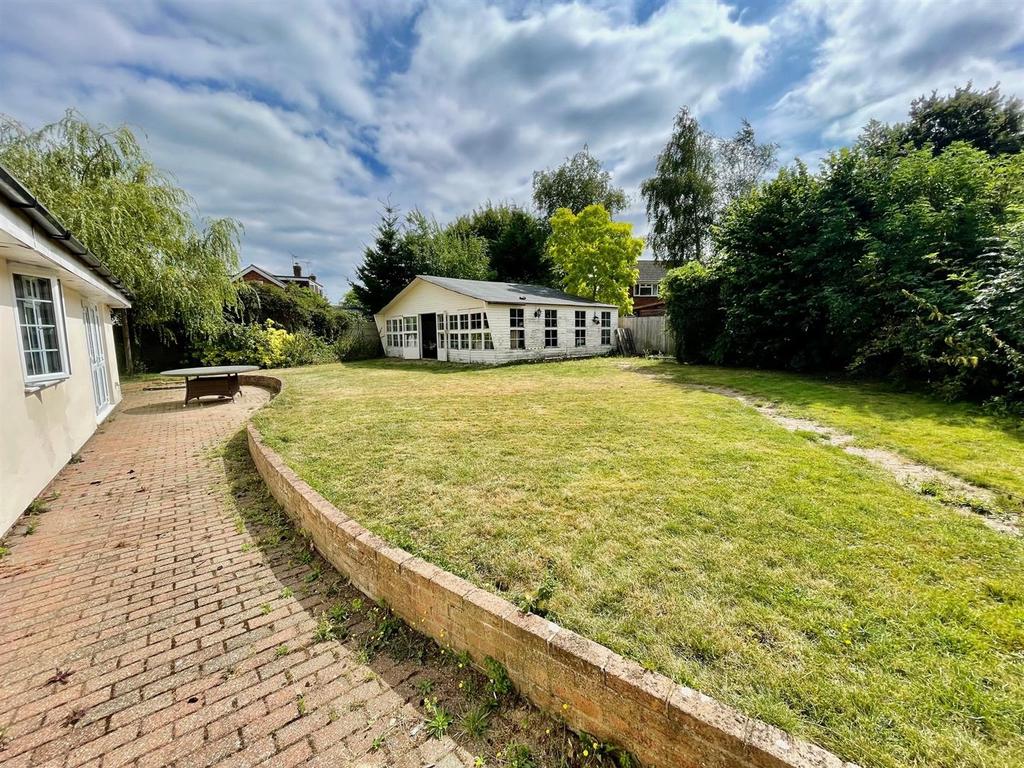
top-left (631, 367), bottom-right (1020, 536)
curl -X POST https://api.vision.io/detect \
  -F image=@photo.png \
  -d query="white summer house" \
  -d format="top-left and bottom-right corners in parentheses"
top-left (374, 275), bottom-right (618, 364)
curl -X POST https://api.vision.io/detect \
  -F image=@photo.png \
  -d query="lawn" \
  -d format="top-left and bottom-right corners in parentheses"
top-left (253, 357), bottom-right (1024, 768)
top-left (657, 362), bottom-right (1024, 503)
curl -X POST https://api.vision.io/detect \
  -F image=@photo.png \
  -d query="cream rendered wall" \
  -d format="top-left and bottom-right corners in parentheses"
top-left (1, 258), bottom-right (123, 534)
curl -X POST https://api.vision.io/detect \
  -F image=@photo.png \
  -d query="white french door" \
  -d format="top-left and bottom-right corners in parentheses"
top-left (83, 303), bottom-right (111, 415)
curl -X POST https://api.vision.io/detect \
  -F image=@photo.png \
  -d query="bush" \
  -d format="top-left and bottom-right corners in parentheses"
top-left (199, 321), bottom-right (334, 369)
top-left (333, 317), bottom-right (382, 361)
top-left (280, 330), bottom-right (334, 367)
top-left (662, 262), bottom-right (723, 363)
top-left (237, 282), bottom-right (350, 340)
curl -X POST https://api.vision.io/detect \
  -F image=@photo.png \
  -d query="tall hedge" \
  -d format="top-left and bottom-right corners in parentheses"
top-left (665, 142), bottom-right (1024, 404)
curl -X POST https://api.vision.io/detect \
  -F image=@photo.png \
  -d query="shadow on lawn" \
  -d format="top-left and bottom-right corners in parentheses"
top-left (219, 428), bottom-right (625, 768)
top-left (643, 359), bottom-right (1024, 444)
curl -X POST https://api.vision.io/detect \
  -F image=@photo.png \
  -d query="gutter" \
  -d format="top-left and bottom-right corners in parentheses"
top-left (0, 164), bottom-right (130, 297)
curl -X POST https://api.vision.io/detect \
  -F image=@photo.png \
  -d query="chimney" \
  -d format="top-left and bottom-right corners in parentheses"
top-left (309, 274), bottom-right (317, 283)
top-left (293, 263), bottom-right (302, 278)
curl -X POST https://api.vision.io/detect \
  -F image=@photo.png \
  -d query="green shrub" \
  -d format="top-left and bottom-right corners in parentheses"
top-left (280, 330), bottom-right (334, 367)
top-left (662, 262), bottom-right (723, 363)
top-left (334, 317), bottom-right (382, 361)
top-left (199, 321), bottom-right (338, 369)
top-left (199, 320), bottom-right (290, 368)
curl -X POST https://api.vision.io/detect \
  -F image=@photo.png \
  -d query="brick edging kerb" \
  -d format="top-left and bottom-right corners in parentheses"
top-left (241, 373), bottom-right (856, 768)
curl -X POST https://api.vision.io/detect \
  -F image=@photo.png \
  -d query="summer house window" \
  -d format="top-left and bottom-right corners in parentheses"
top-left (470, 312), bottom-right (482, 330)
top-left (403, 315), bottom-right (418, 347)
top-left (601, 311), bottom-right (612, 345)
top-left (13, 273), bottom-right (69, 382)
top-left (544, 309), bottom-right (558, 347)
top-left (575, 311), bottom-right (586, 347)
top-left (509, 308), bottom-right (525, 350)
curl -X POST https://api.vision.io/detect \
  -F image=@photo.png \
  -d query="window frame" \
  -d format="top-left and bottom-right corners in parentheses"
top-left (544, 309), bottom-right (558, 348)
top-left (600, 311), bottom-right (612, 345)
top-left (574, 310), bottom-right (587, 347)
top-left (12, 269), bottom-right (72, 386)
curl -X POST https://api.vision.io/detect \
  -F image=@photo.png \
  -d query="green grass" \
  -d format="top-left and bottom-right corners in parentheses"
top-left (254, 358), bottom-right (1024, 768)
top-left (656, 362), bottom-right (1024, 502)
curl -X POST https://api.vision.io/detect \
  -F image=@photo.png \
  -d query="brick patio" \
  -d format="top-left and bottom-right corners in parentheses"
top-left (0, 382), bottom-right (476, 768)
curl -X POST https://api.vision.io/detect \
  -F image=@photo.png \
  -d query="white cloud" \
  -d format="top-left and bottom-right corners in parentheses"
top-left (1, 0), bottom-right (1022, 299)
top-left (769, 0), bottom-right (1024, 156)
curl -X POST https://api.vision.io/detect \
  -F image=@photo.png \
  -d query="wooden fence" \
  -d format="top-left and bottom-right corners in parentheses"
top-left (619, 315), bottom-right (674, 355)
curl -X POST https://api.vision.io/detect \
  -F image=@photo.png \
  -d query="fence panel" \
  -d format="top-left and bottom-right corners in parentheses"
top-left (619, 315), bottom-right (674, 355)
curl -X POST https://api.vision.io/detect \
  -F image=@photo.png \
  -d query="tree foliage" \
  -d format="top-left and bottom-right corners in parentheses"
top-left (896, 83), bottom-right (1024, 155)
top-left (641, 107), bottom-right (717, 265)
top-left (0, 110), bottom-right (242, 339)
top-left (454, 203), bottom-right (553, 284)
top-left (532, 146), bottom-right (628, 221)
top-left (351, 205), bottom-right (420, 314)
top-left (642, 108), bottom-right (776, 266)
top-left (669, 130), bottom-right (1024, 404)
top-left (547, 204), bottom-right (642, 314)
top-left (401, 210), bottom-right (491, 280)
top-left (236, 282), bottom-right (350, 340)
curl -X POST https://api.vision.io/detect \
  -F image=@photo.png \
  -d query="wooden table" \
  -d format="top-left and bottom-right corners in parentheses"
top-left (159, 365), bottom-right (260, 405)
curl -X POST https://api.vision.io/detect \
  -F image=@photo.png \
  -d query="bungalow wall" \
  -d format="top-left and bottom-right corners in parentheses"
top-left (0, 258), bottom-right (122, 534)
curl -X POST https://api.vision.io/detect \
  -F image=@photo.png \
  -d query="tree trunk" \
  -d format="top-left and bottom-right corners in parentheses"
top-left (120, 309), bottom-right (134, 376)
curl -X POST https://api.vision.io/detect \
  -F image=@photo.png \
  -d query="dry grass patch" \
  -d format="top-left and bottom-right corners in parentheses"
top-left (255, 357), bottom-right (1024, 768)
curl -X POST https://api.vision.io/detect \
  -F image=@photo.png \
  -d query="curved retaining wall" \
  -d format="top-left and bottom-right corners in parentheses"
top-left (240, 374), bottom-right (854, 768)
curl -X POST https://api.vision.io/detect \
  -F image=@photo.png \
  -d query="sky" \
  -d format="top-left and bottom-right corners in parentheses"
top-left (2, 0), bottom-right (1024, 301)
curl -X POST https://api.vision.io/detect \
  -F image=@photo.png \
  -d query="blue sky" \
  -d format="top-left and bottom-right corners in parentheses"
top-left (2, 0), bottom-right (1023, 301)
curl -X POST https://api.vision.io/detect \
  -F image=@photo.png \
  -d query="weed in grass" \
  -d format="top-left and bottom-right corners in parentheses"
top-left (328, 603), bottom-right (349, 625)
top-left (313, 613), bottom-right (336, 643)
top-left (25, 498), bottom-right (50, 515)
top-left (241, 542), bottom-right (252, 552)
top-left (68, 453), bottom-right (83, 464)
top-left (274, 644), bottom-right (290, 658)
top-left (296, 694), bottom-right (306, 717)
top-left (24, 521), bottom-right (37, 535)
top-left (518, 570), bottom-right (557, 619)
top-left (484, 657), bottom-right (513, 702)
top-left (502, 743), bottom-right (536, 768)
top-left (304, 564), bottom-right (322, 583)
top-left (370, 733), bottom-right (385, 752)
top-left (280, 587), bottom-right (293, 599)
top-left (260, 603), bottom-right (271, 615)
top-left (327, 708), bottom-right (339, 723)
top-left (415, 678), bottom-right (435, 698)
top-left (233, 514), bottom-right (245, 534)
top-left (460, 703), bottom-right (491, 738)
top-left (423, 699), bottom-right (451, 739)
top-left (0, 544), bottom-right (8, 560)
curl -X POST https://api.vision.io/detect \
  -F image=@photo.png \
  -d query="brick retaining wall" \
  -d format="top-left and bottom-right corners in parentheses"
top-left (241, 374), bottom-right (854, 768)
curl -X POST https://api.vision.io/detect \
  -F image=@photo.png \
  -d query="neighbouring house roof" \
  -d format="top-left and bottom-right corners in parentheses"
top-left (0, 164), bottom-right (130, 306)
top-left (236, 263), bottom-right (325, 292)
top-left (636, 260), bottom-right (668, 283)
top-left (236, 263), bottom-right (287, 288)
top-left (415, 275), bottom-right (617, 308)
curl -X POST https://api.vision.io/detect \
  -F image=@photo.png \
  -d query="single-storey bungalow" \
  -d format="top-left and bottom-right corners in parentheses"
top-left (374, 275), bottom-right (618, 364)
top-left (1, 165), bottom-right (130, 535)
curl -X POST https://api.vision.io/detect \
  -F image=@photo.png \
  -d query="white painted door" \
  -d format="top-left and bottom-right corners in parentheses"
top-left (436, 313), bottom-right (448, 362)
top-left (83, 303), bottom-right (111, 414)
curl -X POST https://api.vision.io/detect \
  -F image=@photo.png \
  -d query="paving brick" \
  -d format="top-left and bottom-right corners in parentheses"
top-left (0, 383), bottom-right (475, 768)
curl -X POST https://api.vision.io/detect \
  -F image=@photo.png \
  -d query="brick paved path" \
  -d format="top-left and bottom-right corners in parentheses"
top-left (0, 383), bottom-right (475, 768)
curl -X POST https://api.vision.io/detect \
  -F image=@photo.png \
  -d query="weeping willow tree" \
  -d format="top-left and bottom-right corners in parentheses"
top-left (0, 110), bottom-right (243, 371)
